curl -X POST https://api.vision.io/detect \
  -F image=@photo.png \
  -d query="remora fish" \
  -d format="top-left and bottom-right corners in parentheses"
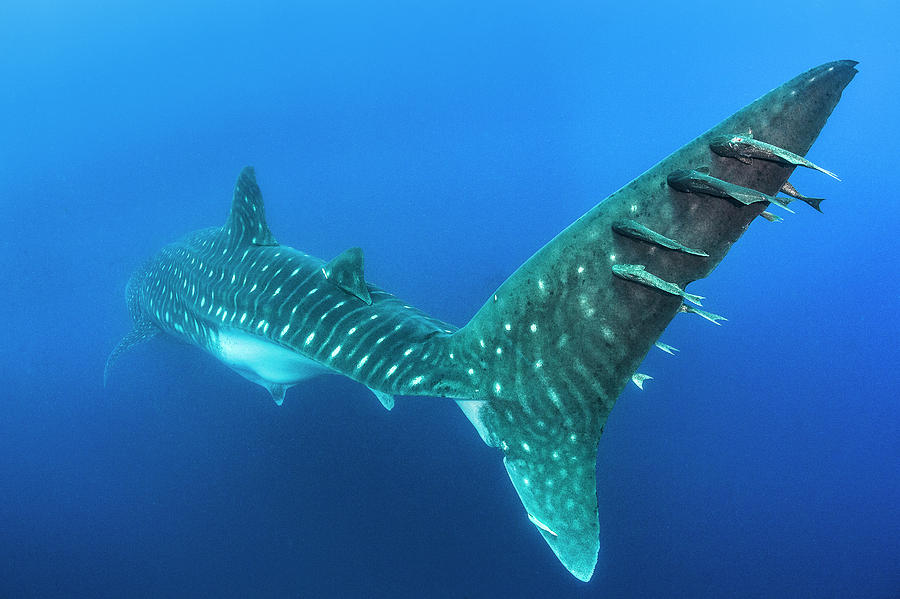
top-left (612, 263), bottom-right (705, 305)
top-left (667, 168), bottom-right (797, 212)
top-left (108, 60), bottom-right (857, 582)
top-left (710, 133), bottom-right (841, 180)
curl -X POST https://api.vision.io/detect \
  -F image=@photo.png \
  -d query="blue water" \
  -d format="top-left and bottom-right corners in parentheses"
top-left (1, 2), bottom-right (897, 597)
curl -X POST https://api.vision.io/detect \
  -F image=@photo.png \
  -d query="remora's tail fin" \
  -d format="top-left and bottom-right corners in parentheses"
top-left (446, 61), bottom-right (857, 580)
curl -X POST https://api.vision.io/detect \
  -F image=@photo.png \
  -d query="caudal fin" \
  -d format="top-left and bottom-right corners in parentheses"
top-left (445, 61), bottom-right (856, 580)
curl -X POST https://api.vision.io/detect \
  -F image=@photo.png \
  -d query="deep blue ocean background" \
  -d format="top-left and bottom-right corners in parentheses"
top-left (1, 1), bottom-right (897, 597)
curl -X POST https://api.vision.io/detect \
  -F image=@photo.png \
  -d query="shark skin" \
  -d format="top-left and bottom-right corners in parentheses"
top-left (108, 168), bottom-right (471, 405)
top-left (109, 60), bottom-right (857, 582)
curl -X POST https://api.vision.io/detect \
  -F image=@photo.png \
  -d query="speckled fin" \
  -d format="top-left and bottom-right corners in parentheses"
top-left (104, 319), bottom-right (158, 386)
top-left (324, 247), bottom-right (373, 305)
top-left (225, 166), bottom-right (278, 247)
top-left (503, 435), bottom-right (599, 582)
top-left (447, 61), bottom-right (855, 581)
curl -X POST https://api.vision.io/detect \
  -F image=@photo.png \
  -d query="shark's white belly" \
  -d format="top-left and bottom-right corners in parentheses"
top-left (210, 327), bottom-right (332, 388)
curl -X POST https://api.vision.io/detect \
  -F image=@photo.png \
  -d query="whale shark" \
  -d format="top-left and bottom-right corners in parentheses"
top-left (108, 60), bottom-right (857, 581)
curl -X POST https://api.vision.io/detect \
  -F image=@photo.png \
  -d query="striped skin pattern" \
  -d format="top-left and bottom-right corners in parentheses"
top-left (109, 61), bottom-right (856, 581)
top-left (120, 170), bottom-right (473, 403)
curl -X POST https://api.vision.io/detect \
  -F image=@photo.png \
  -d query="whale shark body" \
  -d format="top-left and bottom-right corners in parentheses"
top-left (108, 61), bottom-right (857, 581)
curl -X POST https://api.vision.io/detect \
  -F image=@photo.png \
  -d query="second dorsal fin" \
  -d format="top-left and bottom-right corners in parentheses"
top-left (324, 247), bottom-right (373, 305)
top-left (225, 166), bottom-right (278, 247)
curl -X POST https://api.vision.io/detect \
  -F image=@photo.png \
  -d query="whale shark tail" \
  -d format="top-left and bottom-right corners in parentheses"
top-left (443, 61), bottom-right (857, 580)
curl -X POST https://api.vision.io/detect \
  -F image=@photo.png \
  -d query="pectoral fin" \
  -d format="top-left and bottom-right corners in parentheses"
top-left (104, 319), bottom-right (159, 386)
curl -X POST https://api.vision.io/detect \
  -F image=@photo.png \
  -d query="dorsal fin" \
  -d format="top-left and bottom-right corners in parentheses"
top-left (225, 166), bottom-right (278, 247)
top-left (324, 247), bottom-right (373, 305)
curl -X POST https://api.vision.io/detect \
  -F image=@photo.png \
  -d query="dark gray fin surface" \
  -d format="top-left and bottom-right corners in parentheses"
top-left (324, 247), bottom-right (373, 305)
top-left (369, 387), bottom-right (395, 410)
top-left (104, 320), bottom-right (158, 386)
top-left (225, 166), bottom-right (278, 247)
top-left (759, 210), bottom-right (784, 223)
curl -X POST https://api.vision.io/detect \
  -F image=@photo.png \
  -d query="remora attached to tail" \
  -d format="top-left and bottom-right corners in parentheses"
top-left (108, 61), bottom-right (857, 582)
